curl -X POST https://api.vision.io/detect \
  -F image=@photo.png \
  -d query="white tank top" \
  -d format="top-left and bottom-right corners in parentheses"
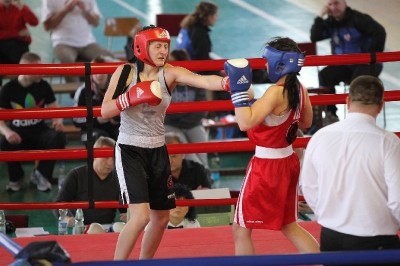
top-left (117, 64), bottom-right (171, 148)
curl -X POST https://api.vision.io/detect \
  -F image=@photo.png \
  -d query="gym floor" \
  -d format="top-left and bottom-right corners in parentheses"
top-left (1, 0), bottom-right (399, 229)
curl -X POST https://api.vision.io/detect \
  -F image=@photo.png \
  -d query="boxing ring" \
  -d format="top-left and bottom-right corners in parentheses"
top-left (1, 51), bottom-right (400, 265)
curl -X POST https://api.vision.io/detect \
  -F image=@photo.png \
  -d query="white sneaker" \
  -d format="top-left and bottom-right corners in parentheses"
top-left (6, 178), bottom-right (26, 192)
top-left (6, 181), bottom-right (20, 192)
top-left (30, 170), bottom-right (52, 191)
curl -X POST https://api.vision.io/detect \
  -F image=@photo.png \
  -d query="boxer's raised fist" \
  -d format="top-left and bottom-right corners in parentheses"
top-left (224, 58), bottom-right (252, 93)
top-left (116, 81), bottom-right (162, 111)
top-left (223, 58), bottom-right (253, 108)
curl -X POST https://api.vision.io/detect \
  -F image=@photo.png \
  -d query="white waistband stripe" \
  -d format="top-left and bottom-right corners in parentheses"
top-left (255, 145), bottom-right (293, 159)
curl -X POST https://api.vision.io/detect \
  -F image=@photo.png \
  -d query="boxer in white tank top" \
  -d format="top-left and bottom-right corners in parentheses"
top-left (101, 25), bottom-right (227, 260)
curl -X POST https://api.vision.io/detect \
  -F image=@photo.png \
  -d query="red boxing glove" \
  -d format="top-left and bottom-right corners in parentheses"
top-left (116, 81), bottom-right (162, 111)
top-left (221, 76), bottom-right (231, 92)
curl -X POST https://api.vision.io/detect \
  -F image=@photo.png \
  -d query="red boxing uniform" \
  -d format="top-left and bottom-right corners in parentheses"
top-left (234, 83), bottom-right (305, 230)
top-left (0, 3), bottom-right (38, 43)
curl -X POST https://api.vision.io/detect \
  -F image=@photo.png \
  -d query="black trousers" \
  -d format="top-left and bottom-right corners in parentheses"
top-left (321, 226), bottom-right (400, 266)
top-left (0, 125), bottom-right (67, 182)
top-left (318, 64), bottom-right (383, 115)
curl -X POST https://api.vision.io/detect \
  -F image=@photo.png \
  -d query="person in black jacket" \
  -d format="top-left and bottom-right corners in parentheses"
top-left (165, 49), bottom-right (209, 167)
top-left (176, 1), bottom-right (218, 63)
top-left (73, 56), bottom-right (119, 147)
top-left (176, 2), bottom-right (237, 139)
top-left (165, 132), bottom-right (212, 190)
top-left (310, 0), bottom-right (386, 122)
top-left (0, 52), bottom-right (66, 192)
top-left (53, 136), bottom-right (127, 226)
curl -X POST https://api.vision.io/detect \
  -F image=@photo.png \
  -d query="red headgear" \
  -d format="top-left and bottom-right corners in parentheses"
top-left (133, 26), bottom-right (170, 67)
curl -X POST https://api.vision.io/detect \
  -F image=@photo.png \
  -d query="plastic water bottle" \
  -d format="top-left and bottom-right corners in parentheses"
top-left (210, 153), bottom-right (220, 181)
top-left (58, 209), bottom-right (68, 235)
top-left (0, 210), bottom-right (5, 234)
top-left (58, 161), bottom-right (66, 191)
top-left (73, 208), bottom-right (85, 234)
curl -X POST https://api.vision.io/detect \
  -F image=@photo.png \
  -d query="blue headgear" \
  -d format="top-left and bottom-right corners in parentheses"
top-left (262, 46), bottom-right (305, 83)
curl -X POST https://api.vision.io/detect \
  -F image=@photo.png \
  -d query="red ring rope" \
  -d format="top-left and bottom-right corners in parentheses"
top-left (1, 51), bottom-right (400, 74)
top-left (0, 52), bottom-right (399, 211)
top-left (0, 90), bottom-right (400, 121)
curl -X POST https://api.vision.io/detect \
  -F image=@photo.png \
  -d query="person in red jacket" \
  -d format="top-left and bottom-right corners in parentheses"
top-left (0, 0), bottom-right (38, 85)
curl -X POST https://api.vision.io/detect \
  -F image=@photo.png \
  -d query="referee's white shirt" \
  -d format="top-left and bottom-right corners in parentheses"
top-left (301, 112), bottom-right (400, 236)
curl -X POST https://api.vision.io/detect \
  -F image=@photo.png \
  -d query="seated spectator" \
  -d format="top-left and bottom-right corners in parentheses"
top-left (41, 0), bottom-right (114, 83)
top-left (165, 132), bottom-right (212, 190)
top-left (168, 183), bottom-right (200, 229)
top-left (177, 2), bottom-right (243, 140)
top-left (0, 52), bottom-right (66, 192)
top-left (53, 136), bottom-right (127, 226)
top-left (73, 56), bottom-right (119, 147)
top-left (310, 0), bottom-right (386, 123)
top-left (165, 49), bottom-right (209, 167)
top-left (0, 0), bottom-right (39, 86)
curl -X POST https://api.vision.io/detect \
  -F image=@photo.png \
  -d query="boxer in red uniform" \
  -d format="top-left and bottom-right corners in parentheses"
top-left (101, 25), bottom-right (227, 260)
top-left (224, 37), bottom-right (320, 255)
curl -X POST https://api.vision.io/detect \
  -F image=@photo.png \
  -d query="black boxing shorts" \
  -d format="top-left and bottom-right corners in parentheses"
top-left (115, 143), bottom-right (176, 210)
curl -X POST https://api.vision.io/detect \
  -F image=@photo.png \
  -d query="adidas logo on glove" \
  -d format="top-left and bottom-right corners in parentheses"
top-left (137, 87), bottom-right (144, 98)
top-left (237, 75), bottom-right (249, 84)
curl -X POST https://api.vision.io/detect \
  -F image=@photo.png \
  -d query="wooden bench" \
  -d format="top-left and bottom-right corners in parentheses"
top-left (52, 82), bottom-right (82, 95)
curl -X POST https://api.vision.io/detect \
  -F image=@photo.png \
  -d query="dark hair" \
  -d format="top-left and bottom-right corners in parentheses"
top-left (170, 49), bottom-right (190, 61)
top-left (349, 75), bottom-right (384, 106)
top-left (94, 136), bottom-right (115, 148)
top-left (174, 183), bottom-right (197, 222)
top-left (20, 52), bottom-right (41, 63)
top-left (267, 37), bottom-right (304, 112)
top-left (181, 1), bottom-right (218, 28)
top-left (129, 51), bottom-right (144, 74)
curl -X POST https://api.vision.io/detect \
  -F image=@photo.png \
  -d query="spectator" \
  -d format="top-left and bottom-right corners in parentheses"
top-left (168, 183), bottom-right (200, 229)
top-left (224, 37), bottom-right (319, 255)
top-left (310, 0), bottom-right (386, 123)
top-left (73, 56), bottom-right (119, 147)
top-left (177, 2), bottom-right (236, 140)
top-left (0, 52), bottom-right (67, 192)
top-left (41, 0), bottom-right (114, 83)
top-left (165, 49), bottom-right (209, 167)
top-left (176, 1), bottom-right (218, 63)
top-left (53, 136), bottom-right (127, 226)
top-left (165, 132), bottom-right (212, 190)
top-left (0, 0), bottom-right (38, 86)
top-left (301, 75), bottom-right (400, 261)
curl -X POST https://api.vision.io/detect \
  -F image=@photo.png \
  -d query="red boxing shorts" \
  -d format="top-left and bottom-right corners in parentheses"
top-left (234, 148), bottom-right (300, 230)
